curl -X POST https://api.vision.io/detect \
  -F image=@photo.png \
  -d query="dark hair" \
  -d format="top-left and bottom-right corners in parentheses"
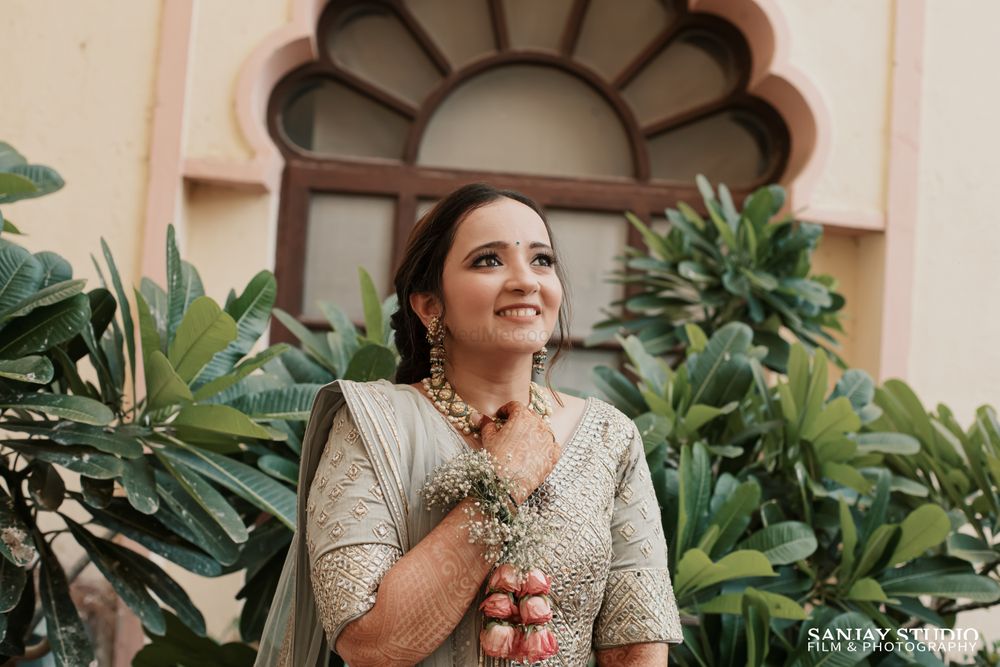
top-left (390, 183), bottom-right (571, 403)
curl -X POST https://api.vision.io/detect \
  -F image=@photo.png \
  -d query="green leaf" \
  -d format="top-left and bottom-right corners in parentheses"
top-left (153, 470), bottom-right (242, 566)
top-left (0, 555), bottom-right (27, 612)
top-left (1, 164), bottom-right (64, 202)
top-left (675, 548), bottom-right (775, 598)
top-left (847, 577), bottom-right (890, 602)
top-left (839, 498), bottom-right (857, 576)
top-left (2, 440), bottom-right (123, 478)
top-left (101, 238), bottom-right (137, 394)
top-left (155, 451), bottom-right (248, 543)
top-left (0, 355), bottom-right (54, 383)
top-left (37, 535), bottom-right (97, 666)
top-left (0, 243), bottom-right (51, 313)
top-left (699, 588), bottom-right (806, 620)
top-left (272, 308), bottom-right (337, 374)
top-left (707, 480), bottom-right (760, 558)
top-left (737, 521), bottom-right (818, 565)
top-left (172, 404), bottom-right (271, 439)
top-left (887, 504), bottom-right (950, 567)
top-left (227, 384), bottom-right (324, 421)
top-left (802, 397), bottom-right (860, 445)
top-left (854, 432), bottom-right (920, 455)
top-left (145, 350), bottom-right (193, 411)
top-left (689, 322), bottom-right (753, 406)
top-left (258, 454), bottom-right (299, 485)
top-left (678, 442), bottom-right (711, 555)
top-left (853, 524), bottom-right (900, 580)
top-left (158, 440), bottom-right (297, 529)
top-left (343, 343), bottom-right (397, 381)
top-left (0, 392), bottom-right (113, 425)
top-left (41, 423), bottom-right (144, 458)
top-left (136, 283), bottom-right (166, 358)
top-left (165, 225), bottom-right (184, 346)
top-left (192, 343), bottom-right (289, 401)
top-left (0, 489), bottom-right (36, 567)
top-left (120, 457), bottom-right (160, 514)
top-left (0, 172), bottom-right (38, 202)
top-left (64, 518), bottom-right (166, 634)
top-left (0, 278), bottom-right (86, 323)
top-left (195, 272), bottom-right (277, 385)
top-left (358, 267), bottom-right (383, 342)
top-left (81, 498), bottom-right (221, 576)
top-left (592, 365), bottom-right (647, 417)
top-left (0, 292), bottom-right (90, 358)
top-left (821, 461), bottom-right (871, 493)
top-left (167, 297), bottom-right (237, 383)
top-left (880, 571), bottom-right (1000, 602)
top-left (742, 588), bottom-right (770, 667)
top-left (947, 533), bottom-right (999, 564)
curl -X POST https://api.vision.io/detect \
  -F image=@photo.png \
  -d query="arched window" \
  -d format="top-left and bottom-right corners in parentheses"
top-left (268, 0), bottom-right (790, 388)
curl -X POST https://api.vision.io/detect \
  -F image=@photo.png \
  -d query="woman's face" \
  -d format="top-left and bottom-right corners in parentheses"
top-left (439, 197), bottom-right (562, 357)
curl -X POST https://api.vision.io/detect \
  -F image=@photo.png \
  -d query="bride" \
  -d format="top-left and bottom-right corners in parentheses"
top-left (255, 183), bottom-right (682, 666)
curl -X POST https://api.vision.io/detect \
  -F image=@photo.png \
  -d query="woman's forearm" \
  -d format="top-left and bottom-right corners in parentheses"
top-left (335, 498), bottom-right (494, 666)
top-left (596, 642), bottom-right (669, 665)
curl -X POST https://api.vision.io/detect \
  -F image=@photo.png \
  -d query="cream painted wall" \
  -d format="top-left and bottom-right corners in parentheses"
top-left (772, 0), bottom-right (893, 218)
top-left (909, 0), bottom-right (1000, 426)
top-left (0, 0), bottom-right (162, 303)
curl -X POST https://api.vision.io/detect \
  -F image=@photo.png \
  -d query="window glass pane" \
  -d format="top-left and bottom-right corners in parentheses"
top-left (416, 198), bottom-right (438, 221)
top-left (327, 6), bottom-right (441, 105)
top-left (283, 79), bottom-right (410, 159)
top-left (547, 209), bottom-right (626, 336)
top-left (623, 30), bottom-right (738, 126)
top-left (548, 346), bottom-right (621, 396)
top-left (303, 194), bottom-right (396, 322)
top-left (648, 110), bottom-right (777, 187)
top-left (403, 0), bottom-right (494, 69)
top-left (503, 0), bottom-right (574, 52)
top-left (574, 0), bottom-right (677, 80)
top-left (419, 65), bottom-right (632, 178)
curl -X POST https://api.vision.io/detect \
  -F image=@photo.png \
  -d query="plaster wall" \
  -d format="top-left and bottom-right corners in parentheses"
top-left (909, 0), bottom-right (1000, 427)
top-left (772, 0), bottom-right (893, 220)
top-left (0, 0), bottom-right (162, 299)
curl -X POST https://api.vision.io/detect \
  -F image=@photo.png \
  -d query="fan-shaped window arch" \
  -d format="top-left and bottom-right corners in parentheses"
top-left (269, 0), bottom-right (790, 387)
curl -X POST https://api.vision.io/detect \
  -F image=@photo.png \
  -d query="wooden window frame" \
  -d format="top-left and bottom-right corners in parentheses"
top-left (267, 0), bottom-right (790, 362)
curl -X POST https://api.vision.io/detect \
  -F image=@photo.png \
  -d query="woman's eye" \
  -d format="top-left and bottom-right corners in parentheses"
top-left (534, 253), bottom-right (556, 267)
top-left (472, 253), bottom-right (502, 267)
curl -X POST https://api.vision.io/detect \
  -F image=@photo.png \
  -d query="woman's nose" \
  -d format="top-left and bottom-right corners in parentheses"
top-left (505, 258), bottom-right (540, 294)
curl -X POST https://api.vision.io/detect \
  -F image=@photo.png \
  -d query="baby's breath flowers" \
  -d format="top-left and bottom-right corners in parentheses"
top-left (421, 449), bottom-right (562, 662)
top-left (420, 449), bottom-right (550, 570)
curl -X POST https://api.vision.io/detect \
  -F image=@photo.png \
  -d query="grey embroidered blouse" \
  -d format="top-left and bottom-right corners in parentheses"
top-left (303, 380), bottom-right (682, 666)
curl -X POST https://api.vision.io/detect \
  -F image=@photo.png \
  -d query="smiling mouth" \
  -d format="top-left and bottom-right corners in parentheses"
top-left (496, 308), bottom-right (540, 319)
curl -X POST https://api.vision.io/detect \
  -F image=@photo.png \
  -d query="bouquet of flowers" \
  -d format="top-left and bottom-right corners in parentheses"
top-left (421, 449), bottom-right (560, 663)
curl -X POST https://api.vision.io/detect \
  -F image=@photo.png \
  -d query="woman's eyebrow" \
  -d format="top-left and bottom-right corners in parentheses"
top-left (462, 240), bottom-right (553, 261)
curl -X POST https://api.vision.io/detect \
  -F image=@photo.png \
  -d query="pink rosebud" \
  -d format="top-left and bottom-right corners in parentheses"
top-left (480, 621), bottom-right (518, 658)
top-left (488, 563), bottom-right (523, 593)
top-left (480, 592), bottom-right (518, 620)
top-left (519, 568), bottom-right (552, 596)
top-left (521, 625), bottom-right (559, 662)
top-left (518, 594), bottom-right (553, 625)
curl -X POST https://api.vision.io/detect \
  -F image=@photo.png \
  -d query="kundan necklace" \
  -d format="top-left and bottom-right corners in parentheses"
top-left (421, 374), bottom-right (552, 438)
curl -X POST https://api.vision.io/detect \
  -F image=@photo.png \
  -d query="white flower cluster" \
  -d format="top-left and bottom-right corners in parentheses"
top-left (420, 449), bottom-right (550, 570)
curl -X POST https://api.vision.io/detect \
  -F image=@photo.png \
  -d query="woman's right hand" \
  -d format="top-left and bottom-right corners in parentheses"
top-left (478, 401), bottom-right (561, 505)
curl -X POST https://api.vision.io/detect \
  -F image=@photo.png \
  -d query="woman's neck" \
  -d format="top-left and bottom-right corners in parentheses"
top-left (441, 353), bottom-right (535, 419)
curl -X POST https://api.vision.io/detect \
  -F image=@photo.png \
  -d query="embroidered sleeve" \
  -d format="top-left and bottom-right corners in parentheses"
top-left (311, 544), bottom-right (402, 645)
top-left (305, 404), bottom-right (403, 646)
top-left (594, 422), bottom-right (683, 647)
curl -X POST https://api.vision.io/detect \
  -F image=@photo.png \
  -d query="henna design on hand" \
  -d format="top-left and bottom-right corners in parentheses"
top-left (478, 401), bottom-right (561, 505)
top-left (596, 641), bottom-right (669, 666)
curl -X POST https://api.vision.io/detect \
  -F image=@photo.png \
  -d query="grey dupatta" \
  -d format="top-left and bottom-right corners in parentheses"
top-left (254, 378), bottom-right (480, 666)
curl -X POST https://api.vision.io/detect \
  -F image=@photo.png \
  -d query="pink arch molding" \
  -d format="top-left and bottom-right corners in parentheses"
top-left (186, 0), bottom-right (831, 205)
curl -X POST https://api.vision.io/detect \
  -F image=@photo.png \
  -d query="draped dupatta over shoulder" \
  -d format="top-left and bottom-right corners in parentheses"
top-left (255, 378), bottom-right (478, 666)
top-left (256, 378), bottom-right (682, 666)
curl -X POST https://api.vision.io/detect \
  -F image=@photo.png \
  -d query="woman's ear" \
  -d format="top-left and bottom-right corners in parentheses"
top-left (409, 292), bottom-right (442, 327)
